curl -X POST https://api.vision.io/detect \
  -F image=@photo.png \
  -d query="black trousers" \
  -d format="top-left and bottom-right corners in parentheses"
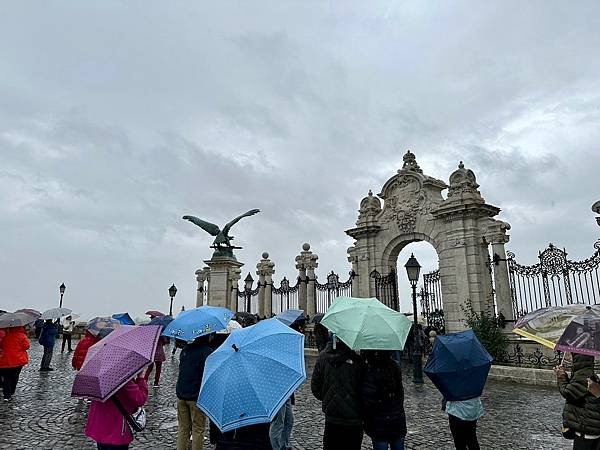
top-left (323, 421), bottom-right (363, 450)
top-left (448, 414), bottom-right (480, 450)
top-left (0, 366), bottom-right (23, 400)
top-left (61, 333), bottom-right (73, 352)
top-left (573, 436), bottom-right (600, 450)
top-left (41, 345), bottom-right (54, 369)
top-left (97, 444), bottom-right (129, 450)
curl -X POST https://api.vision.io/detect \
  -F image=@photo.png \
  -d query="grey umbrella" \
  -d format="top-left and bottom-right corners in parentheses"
top-left (40, 307), bottom-right (72, 320)
top-left (0, 312), bottom-right (37, 328)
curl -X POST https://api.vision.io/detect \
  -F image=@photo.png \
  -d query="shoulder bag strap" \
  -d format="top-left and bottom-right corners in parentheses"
top-left (112, 396), bottom-right (136, 431)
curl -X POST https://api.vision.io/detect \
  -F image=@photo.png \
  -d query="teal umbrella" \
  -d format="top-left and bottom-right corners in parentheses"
top-left (321, 296), bottom-right (413, 350)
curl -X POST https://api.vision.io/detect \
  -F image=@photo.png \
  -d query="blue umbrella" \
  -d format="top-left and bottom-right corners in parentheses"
top-left (424, 329), bottom-right (493, 401)
top-left (162, 306), bottom-right (233, 342)
top-left (275, 309), bottom-right (304, 326)
top-left (112, 313), bottom-right (135, 325)
top-left (198, 318), bottom-right (306, 432)
top-left (149, 315), bottom-right (174, 329)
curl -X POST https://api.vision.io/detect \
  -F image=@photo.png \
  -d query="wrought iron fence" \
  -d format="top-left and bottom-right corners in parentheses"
top-left (370, 269), bottom-right (398, 311)
top-left (272, 277), bottom-right (300, 315)
top-left (508, 240), bottom-right (600, 318)
top-left (315, 270), bottom-right (354, 313)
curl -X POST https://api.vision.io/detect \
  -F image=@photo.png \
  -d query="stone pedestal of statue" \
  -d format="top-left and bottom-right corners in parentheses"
top-left (204, 255), bottom-right (244, 310)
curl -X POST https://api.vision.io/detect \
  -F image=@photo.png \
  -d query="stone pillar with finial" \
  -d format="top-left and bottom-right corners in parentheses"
top-left (296, 243), bottom-right (319, 317)
top-left (256, 252), bottom-right (275, 318)
top-left (593, 201), bottom-right (600, 227)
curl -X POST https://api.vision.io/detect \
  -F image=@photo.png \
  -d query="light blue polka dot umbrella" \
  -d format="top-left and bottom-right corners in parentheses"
top-left (198, 318), bottom-right (306, 432)
top-left (162, 306), bottom-right (233, 342)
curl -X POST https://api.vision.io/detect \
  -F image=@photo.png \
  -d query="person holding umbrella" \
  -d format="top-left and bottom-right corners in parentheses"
top-left (0, 324), bottom-right (30, 401)
top-left (61, 315), bottom-right (75, 353)
top-left (72, 330), bottom-right (100, 371)
top-left (361, 350), bottom-right (406, 450)
top-left (555, 354), bottom-right (600, 450)
top-left (424, 330), bottom-right (492, 450)
top-left (39, 319), bottom-right (59, 371)
top-left (311, 337), bottom-right (364, 450)
top-left (85, 371), bottom-right (148, 449)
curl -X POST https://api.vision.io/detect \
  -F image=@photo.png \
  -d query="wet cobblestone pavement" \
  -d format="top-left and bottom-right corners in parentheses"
top-left (0, 343), bottom-right (568, 449)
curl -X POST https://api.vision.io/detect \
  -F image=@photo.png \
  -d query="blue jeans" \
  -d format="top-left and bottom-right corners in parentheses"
top-left (270, 398), bottom-right (294, 450)
top-left (372, 437), bottom-right (405, 450)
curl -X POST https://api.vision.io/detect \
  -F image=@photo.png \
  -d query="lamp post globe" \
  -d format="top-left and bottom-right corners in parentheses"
top-left (168, 284), bottom-right (177, 316)
top-left (405, 253), bottom-right (424, 384)
top-left (59, 283), bottom-right (66, 308)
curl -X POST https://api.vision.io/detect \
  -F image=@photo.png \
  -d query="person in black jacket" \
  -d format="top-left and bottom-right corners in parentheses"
top-left (311, 337), bottom-right (364, 450)
top-left (361, 350), bottom-right (407, 450)
top-left (176, 334), bottom-right (214, 450)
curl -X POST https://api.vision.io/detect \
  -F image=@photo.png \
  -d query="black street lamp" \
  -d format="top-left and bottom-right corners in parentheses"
top-left (244, 274), bottom-right (254, 312)
top-left (168, 284), bottom-right (177, 316)
top-left (59, 283), bottom-right (66, 308)
top-left (405, 253), bottom-right (423, 384)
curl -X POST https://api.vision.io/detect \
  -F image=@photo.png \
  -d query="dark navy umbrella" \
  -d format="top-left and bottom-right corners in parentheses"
top-left (149, 315), bottom-right (174, 329)
top-left (424, 329), bottom-right (492, 401)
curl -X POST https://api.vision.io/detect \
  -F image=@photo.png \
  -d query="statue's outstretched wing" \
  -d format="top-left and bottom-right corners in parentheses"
top-left (182, 215), bottom-right (220, 236)
top-left (222, 209), bottom-right (260, 235)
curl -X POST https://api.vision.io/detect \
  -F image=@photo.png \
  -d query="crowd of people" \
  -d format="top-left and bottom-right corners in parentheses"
top-left (4, 313), bottom-right (600, 450)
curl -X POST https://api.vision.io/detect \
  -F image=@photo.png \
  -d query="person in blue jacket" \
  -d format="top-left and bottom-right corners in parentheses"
top-left (39, 319), bottom-right (59, 372)
top-left (444, 396), bottom-right (484, 450)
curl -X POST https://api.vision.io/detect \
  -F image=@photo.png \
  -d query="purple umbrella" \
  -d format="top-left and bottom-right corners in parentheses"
top-left (71, 325), bottom-right (161, 401)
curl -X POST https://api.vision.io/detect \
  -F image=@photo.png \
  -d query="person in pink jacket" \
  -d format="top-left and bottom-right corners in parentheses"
top-left (85, 375), bottom-right (148, 450)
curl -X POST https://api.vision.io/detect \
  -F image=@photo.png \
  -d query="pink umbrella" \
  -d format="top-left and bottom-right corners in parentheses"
top-left (145, 310), bottom-right (165, 317)
top-left (71, 325), bottom-right (161, 401)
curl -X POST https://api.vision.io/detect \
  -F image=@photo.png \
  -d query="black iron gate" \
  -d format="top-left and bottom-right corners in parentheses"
top-left (272, 277), bottom-right (300, 315)
top-left (422, 268), bottom-right (445, 332)
top-left (370, 268), bottom-right (399, 311)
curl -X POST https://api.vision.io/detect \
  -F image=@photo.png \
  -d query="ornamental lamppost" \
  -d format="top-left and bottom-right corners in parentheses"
top-left (59, 283), bottom-right (66, 308)
top-left (244, 274), bottom-right (254, 312)
top-left (405, 253), bottom-right (423, 384)
top-left (168, 284), bottom-right (178, 316)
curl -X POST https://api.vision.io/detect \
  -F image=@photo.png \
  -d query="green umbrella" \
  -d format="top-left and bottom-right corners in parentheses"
top-left (321, 296), bottom-right (413, 350)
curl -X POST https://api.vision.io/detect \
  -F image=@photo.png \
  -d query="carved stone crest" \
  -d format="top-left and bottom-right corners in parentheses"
top-left (380, 175), bottom-right (435, 233)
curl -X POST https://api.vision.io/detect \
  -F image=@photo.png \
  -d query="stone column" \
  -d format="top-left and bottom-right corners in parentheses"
top-left (204, 255), bottom-right (244, 311)
top-left (296, 243), bottom-right (319, 317)
top-left (256, 252), bottom-right (275, 318)
top-left (194, 266), bottom-right (210, 307)
top-left (295, 243), bottom-right (311, 313)
top-left (228, 267), bottom-right (242, 312)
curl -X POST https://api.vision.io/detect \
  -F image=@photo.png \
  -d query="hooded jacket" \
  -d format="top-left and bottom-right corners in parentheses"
top-left (72, 331), bottom-right (100, 371)
top-left (176, 338), bottom-right (213, 401)
top-left (311, 340), bottom-right (363, 426)
top-left (558, 354), bottom-right (600, 435)
top-left (0, 327), bottom-right (30, 368)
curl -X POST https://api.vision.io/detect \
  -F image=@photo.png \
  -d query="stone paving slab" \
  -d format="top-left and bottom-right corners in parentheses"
top-left (0, 342), bottom-right (569, 449)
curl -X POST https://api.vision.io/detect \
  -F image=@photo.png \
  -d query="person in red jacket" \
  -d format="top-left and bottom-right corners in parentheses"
top-left (0, 326), bottom-right (30, 401)
top-left (72, 331), bottom-right (100, 371)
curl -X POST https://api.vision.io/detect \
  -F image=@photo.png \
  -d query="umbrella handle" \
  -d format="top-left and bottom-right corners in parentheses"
top-left (560, 352), bottom-right (565, 367)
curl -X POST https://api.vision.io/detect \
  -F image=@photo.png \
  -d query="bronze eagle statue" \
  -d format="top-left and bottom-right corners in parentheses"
top-left (182, 209), bottom-right (260, 248)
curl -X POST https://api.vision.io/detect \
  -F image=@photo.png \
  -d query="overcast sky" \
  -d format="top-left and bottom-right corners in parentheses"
top-left (1, 1), bottom-right (599, 319)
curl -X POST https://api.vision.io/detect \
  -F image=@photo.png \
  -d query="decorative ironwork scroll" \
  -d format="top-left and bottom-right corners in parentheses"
top-left (422, 269), bottom-right (444, 332)
top-left (236, 285), bottom-right (260, 314)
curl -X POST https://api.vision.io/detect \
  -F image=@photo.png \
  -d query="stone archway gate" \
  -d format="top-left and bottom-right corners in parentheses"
top-left (346, 151), bottom-right (513, 333)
